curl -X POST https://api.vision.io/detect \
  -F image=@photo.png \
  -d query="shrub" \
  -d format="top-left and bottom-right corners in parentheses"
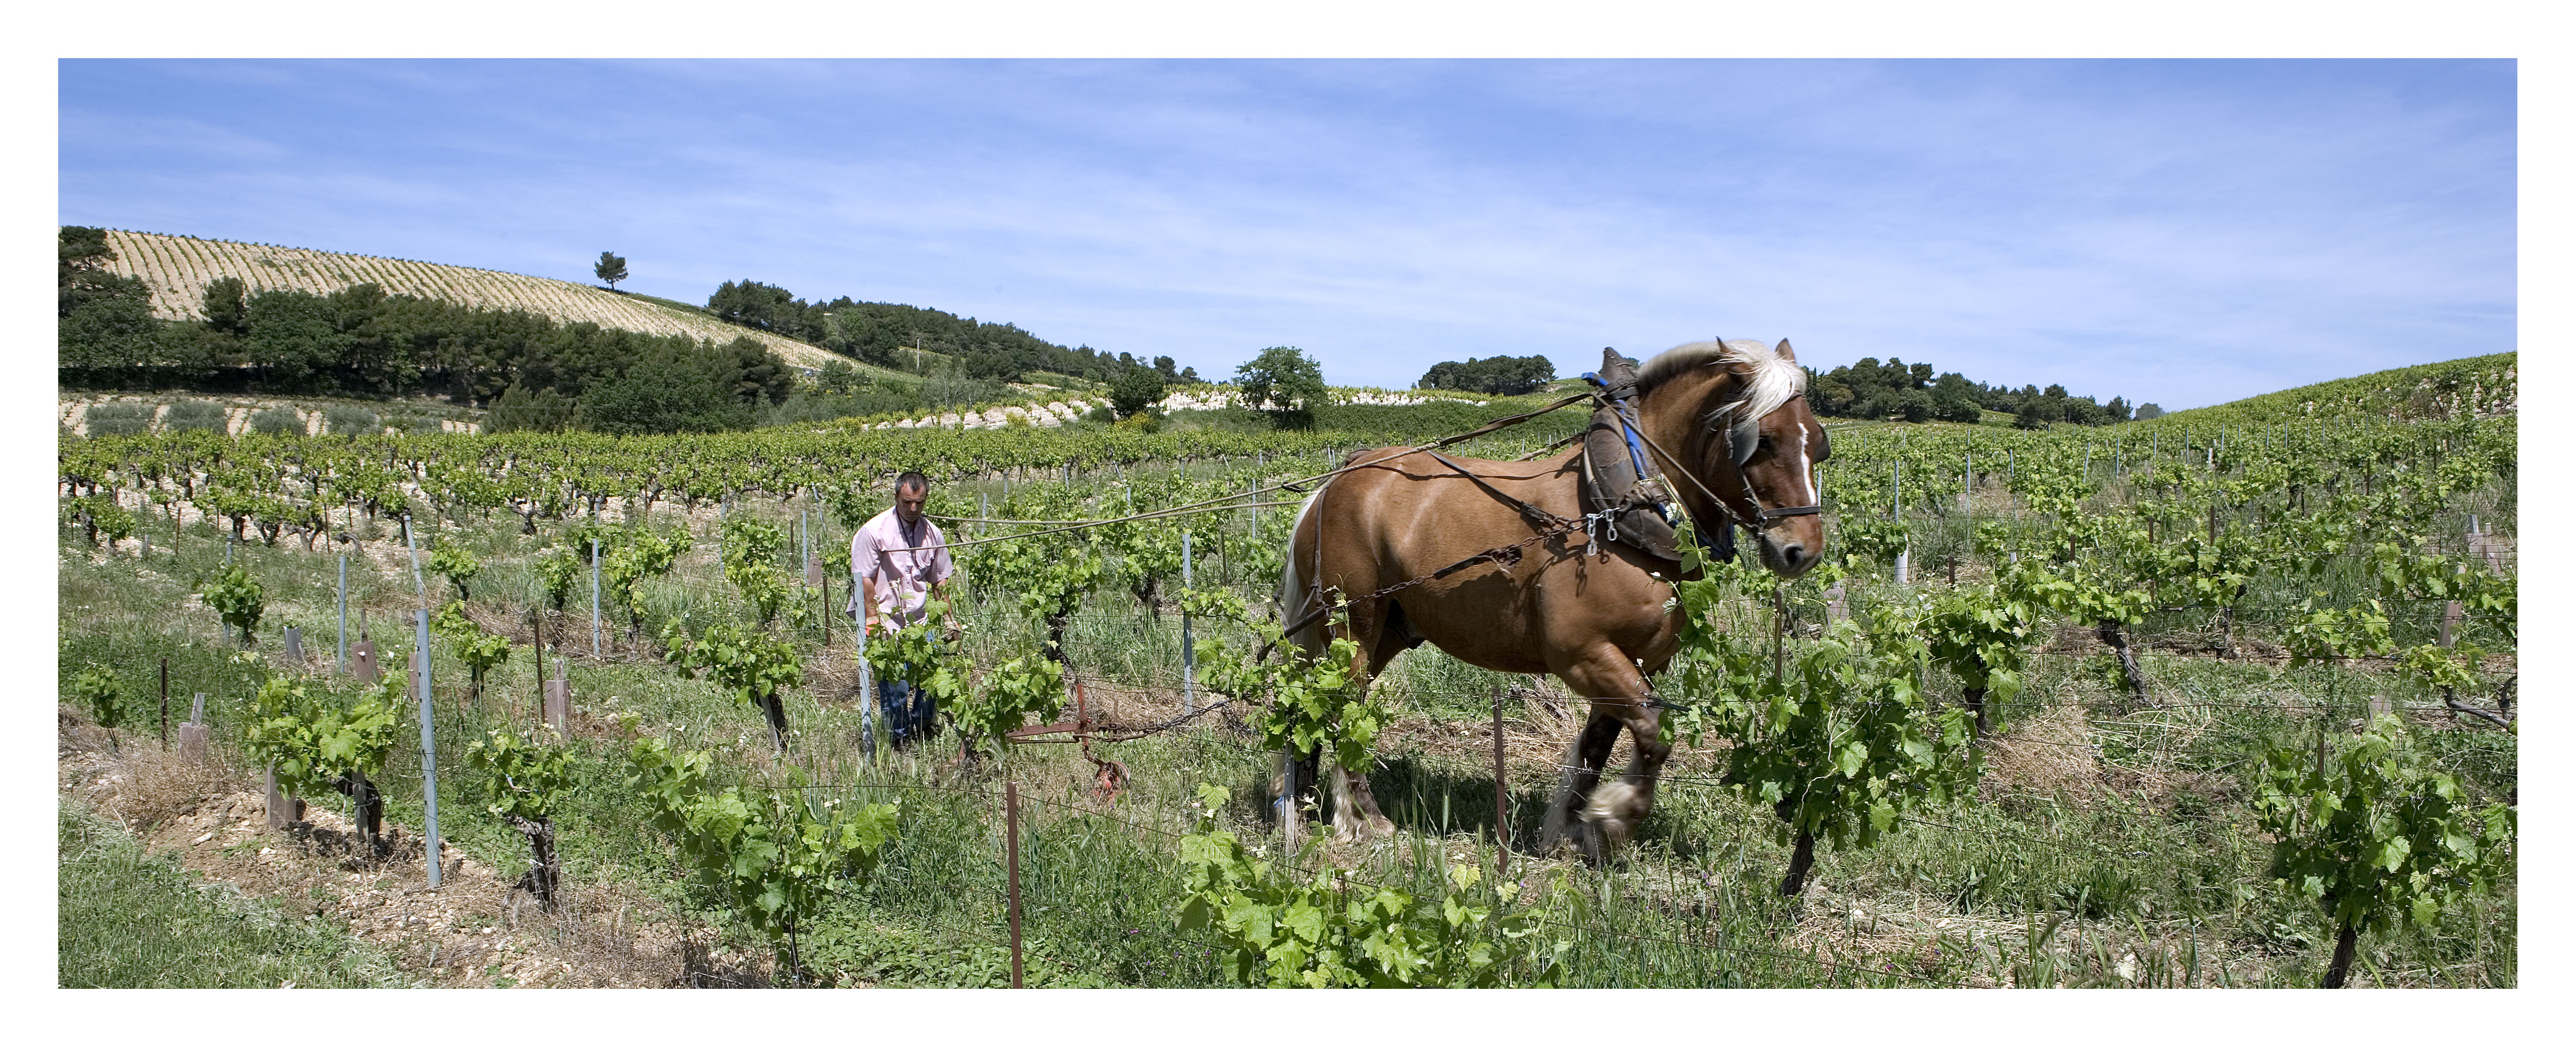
top-left (323, 405), bottom-right (380, 435)
top-left (163, 399), bottom-right (227, 433)
top-left (1894, 388), bottom-right (1933, 423)
top-left (2253, 715), bottom-right (2515, 987)
top-left (1177, 784), bottom-right (1567, 987)
top-left (814, 358), bottom-right (862, 395)
top-left (576, 351), bottom-right (753, 435)
top-left (69, 665), bottom-right (129, 733)
top-left (763, 388), bottom-right (925, 426)
top-left (82, 402), bottom-right (155, 436)
top-left (248, 406), bottom-right (307, 436)
top-left (65, 495), bottom-right (135, 547)
top-left (199, 565), bottom-right (265, 644)
top-left (1109, 367), bottom-right (1167, 419)
top-left (485, 383), bottom-right (571, 434)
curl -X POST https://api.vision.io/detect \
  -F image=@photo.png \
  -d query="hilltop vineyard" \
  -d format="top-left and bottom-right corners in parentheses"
top-left (93, 229), bottom-right (835, 370)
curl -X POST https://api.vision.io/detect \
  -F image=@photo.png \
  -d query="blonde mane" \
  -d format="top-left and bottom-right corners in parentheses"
top-left (1635, 338), bottom-right (1807, 426)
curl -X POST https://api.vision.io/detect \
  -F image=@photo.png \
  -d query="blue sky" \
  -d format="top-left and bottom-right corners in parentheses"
top-left (58, 59), bottom-right (2514, 409)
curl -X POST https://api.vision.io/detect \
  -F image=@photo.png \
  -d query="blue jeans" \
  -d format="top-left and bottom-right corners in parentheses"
top-left (874, 668), bottom-right (938, 750)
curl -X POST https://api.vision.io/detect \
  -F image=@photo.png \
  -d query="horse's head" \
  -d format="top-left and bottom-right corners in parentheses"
top-left (1636, 337), bottom-right (1830, 578)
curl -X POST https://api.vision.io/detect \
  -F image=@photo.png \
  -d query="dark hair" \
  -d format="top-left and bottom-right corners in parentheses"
top-left (895, 471), bottom-right (930, 494)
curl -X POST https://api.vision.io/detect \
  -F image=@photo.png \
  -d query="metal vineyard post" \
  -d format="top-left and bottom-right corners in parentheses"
top-left (854, 589), bottom-right (874, 763)
top-left (416, 606), bottom-right (441, 888)
top-left (403, 516), bottom-right (442, 888)
top-left (1892, 459), bottom-right (1908, 585)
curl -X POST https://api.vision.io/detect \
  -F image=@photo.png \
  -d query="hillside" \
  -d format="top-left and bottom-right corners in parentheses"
top-left (94, 229), bottom-right (850, 373)
top-left (2147, 353), bottom-right (2515, 427)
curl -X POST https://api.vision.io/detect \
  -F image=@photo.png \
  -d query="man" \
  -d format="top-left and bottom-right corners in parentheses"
top-left (851, 470), bottom-right (956, 751)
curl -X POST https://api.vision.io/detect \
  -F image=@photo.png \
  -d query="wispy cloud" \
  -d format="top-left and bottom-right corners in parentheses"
top-left (59, 59), bottom-right (2511, 407)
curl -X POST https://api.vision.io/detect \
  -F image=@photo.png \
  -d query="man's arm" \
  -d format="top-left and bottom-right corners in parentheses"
top-left (852, 525), bottom-right (880, 635)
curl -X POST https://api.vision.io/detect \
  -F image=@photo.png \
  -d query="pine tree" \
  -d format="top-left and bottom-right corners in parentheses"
top-left (594, 251), bottom-right (629, 291)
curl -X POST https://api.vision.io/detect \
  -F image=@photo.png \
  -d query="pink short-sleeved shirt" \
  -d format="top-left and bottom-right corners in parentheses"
top-left (850, 507), bottom-right (953, 630)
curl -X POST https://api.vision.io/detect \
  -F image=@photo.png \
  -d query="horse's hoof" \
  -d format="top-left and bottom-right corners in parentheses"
top-left (1575, 820), bottom-right (1609, 866)
top-left (1333, 817), bottom-right (1395, 847)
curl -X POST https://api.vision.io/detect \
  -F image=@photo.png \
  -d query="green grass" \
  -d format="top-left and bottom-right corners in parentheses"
top-left (57, 802), bottom-right (411, 988)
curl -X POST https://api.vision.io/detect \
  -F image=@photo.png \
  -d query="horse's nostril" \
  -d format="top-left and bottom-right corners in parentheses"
top-left (1782, 545), bottom-right (1807, 566)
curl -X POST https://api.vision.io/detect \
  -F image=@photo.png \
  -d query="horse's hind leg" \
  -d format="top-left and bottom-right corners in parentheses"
top-left (1539, 711), bottom-right (1623, 858)
top-left (1326, 763), bottom-right (1396, 844)
top-left (1325, 637), bottom-right (1401, 844)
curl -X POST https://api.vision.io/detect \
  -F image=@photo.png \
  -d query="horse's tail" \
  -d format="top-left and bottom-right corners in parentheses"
top-left (1275, 481), bottom-right (1333, 656)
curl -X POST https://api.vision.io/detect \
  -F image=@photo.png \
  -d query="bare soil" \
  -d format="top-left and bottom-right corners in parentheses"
top-left (59, 706), bottom-right (774, 988)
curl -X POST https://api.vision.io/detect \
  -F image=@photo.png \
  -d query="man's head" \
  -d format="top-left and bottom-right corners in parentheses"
top-left (894, 471), bottom-right (930, 525)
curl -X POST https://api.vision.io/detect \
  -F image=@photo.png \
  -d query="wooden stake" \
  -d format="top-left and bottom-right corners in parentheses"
top-left (1005, 781), bottom-right (1024, 989)
top-left (1493, 687), bottom-right (1510, 878)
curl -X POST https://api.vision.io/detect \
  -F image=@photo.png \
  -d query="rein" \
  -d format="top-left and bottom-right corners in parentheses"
top-left (1272, 366), bottom-right (1824, 647)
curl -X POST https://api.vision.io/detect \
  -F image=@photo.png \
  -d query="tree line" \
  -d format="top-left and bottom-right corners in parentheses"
top-left (1808, 356), bottom-right (2153, 428)
top-left (59, 228), bottom-right (794, 434)
top-left (1415, 354), bottom-right (1555, 396)
top-left (697, 278), bottom-right (1198, 387)
top-left (1406, 348), bottom-right (2152, 428)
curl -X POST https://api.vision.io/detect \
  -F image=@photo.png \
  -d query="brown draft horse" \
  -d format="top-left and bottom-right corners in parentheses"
top-left (1279, 338), bottom-right (1828, 860)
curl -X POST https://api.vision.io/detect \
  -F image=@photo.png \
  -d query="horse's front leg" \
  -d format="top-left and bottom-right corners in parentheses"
top-left (1583, 695), bottom-right (1671, 855)
top-left (1541, 649), bottom-right (1667, 862)
top-left (1539, 710), bottom-right (1623, 859)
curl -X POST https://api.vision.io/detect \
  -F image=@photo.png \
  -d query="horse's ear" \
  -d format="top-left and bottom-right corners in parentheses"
top-left (1773, 338), bottom-right (1796, 362)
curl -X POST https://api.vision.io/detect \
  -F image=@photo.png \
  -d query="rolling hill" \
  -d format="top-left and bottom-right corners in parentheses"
top-left (92, 229), bottom-right (852, 373)
top-left (2145, 353), bottom-right (2515, 427)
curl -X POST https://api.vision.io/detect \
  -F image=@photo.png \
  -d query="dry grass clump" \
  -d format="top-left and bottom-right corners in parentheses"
top-left (1979, 702), bottom-right (2100, 807)
top-left (93, 735), bottom-right (250, 831)
top-left (59, 704), bottom-right (251, 830)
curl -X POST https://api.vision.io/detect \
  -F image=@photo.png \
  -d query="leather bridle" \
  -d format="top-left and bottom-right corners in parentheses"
top-left (1713, 391), bottom-right (1826, 527)
top-left (1614, 384), bottom-right (1824, 539)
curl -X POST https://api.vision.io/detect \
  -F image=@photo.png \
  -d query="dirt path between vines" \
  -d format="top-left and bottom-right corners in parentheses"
top-left (59, 707), bottom-right (779, 988)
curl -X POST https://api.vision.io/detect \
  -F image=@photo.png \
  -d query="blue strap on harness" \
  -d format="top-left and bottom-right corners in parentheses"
top-left (1582, 371), bottom-right (1655, 483)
